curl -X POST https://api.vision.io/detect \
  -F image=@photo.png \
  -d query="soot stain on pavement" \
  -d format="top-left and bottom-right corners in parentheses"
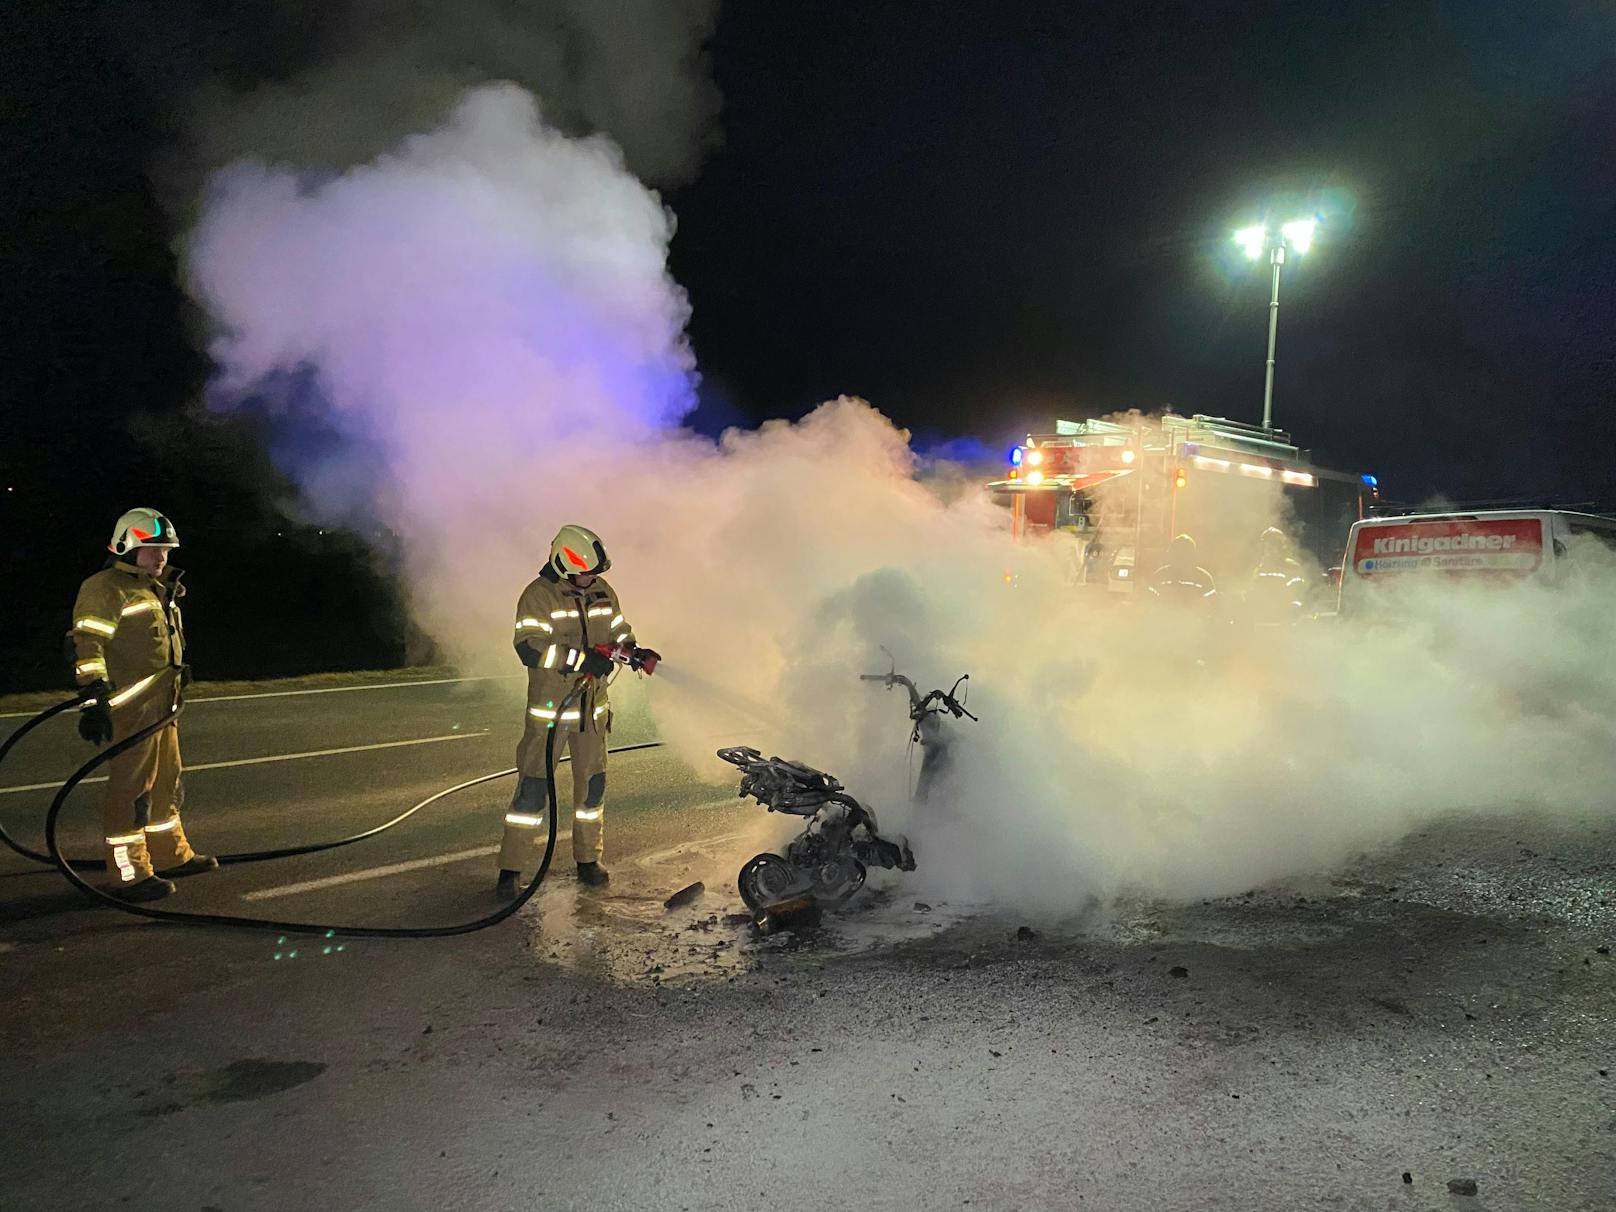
top-left (206, 1059), bottom-right (328, 1102)
top-left (508, 815), bottom-right (1616, 1013)
top-left (135, 1059), bottom-right (328, 1116)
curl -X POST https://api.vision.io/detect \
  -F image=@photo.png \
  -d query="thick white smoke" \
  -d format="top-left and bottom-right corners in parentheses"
top-left (186, 86), bottom-right (1616, 911)
top-left (179, 0), bottom-right (720, 190)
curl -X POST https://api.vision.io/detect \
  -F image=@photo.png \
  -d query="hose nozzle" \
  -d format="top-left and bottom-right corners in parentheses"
top-left (593, 642), bottom-right (660, 676)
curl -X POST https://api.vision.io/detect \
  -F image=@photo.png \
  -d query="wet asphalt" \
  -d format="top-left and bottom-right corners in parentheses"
top-left (0, 675), bottom-right (1612, 1210)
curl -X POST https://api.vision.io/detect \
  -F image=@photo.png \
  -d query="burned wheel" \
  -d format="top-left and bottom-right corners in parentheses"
top-left (814, 856), bottom-right (866, 902)
top-left (738, 853), bottom-right (799, 910)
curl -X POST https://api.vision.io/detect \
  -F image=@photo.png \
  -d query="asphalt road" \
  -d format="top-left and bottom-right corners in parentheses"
top-left (1, 674), bottom-right (1612, 1211)
top-left (0, 671), bottom-right (748, 966)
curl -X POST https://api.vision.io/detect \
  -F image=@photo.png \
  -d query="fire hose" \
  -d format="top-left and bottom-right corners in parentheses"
top-left (3, 654), bottom-right (660, 937)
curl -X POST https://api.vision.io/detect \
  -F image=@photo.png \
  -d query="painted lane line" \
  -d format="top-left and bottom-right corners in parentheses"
top-left (0, 731), bottom-right (491, 797)
top-left (0, 674), bottom-right (523, 720)
top-left (187, 675), bottom-right (522, 706)
top-left (241, 842), bottom-right (527, 901)
top-left (241, 798), bottom-right (743, 901)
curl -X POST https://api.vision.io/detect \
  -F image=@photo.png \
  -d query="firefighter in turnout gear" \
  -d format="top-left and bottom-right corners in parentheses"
top-left (1242, 526), bottom-right (1307, 625)
top-left (69, 509), bottom-right (216, 902)
top-left (1146, 533), bottom-right (1218, 607)
top-left (497, 525), bottom-right (644, 894)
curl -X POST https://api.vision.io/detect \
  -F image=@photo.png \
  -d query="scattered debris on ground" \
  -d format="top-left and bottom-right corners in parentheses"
top-left (664, 882), bottom-right (705, 910)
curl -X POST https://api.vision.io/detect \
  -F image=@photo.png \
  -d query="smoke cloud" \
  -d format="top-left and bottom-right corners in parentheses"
top-left (186, 85), bottom-right (1616, 913)
top-left (179, 0), bottom-right (719, 189)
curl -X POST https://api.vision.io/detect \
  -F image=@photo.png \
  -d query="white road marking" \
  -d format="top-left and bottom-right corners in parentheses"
top-left (187, 675), bottom-right (521, 706)
top-left (241, 842), bottom-right (525, 901)
top-left (0, 674), bottom-right (521, 720)
top-left (242, 799), bottom-right (743, 901)
top-left (0, 731), bottom-right (490, 797)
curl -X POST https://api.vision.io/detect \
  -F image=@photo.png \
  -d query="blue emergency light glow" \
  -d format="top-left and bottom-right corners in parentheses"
top-left (1361, 474), bottom-right (1378, 487)
top-left (1010, 447), bottom-right (1024, 466)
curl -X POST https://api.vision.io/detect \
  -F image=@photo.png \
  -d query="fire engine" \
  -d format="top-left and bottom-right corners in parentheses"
top-left (987, 413), bottom-right (1378, 599)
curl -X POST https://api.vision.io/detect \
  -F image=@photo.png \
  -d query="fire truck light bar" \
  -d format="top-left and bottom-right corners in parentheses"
top-left (1191, 453), bottom-right (1316, 487)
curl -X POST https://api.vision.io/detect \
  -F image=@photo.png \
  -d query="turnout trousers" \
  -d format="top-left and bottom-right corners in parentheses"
top-left (498, 717), bottom-right (609, 871)
top-left (102, 691), bottom-right (197, 885)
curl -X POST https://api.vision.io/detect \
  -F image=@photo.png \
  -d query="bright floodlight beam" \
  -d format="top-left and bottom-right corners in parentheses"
top-left (1235, 225), bottom-right (1267, 259)
top-left (1231, 216), bottom-right (1320, 430)
top-left (1280, 217), bottom-right (1316, 254)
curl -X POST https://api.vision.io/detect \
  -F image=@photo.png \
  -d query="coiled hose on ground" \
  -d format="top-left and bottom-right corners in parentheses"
top-left (2, 674), bottom-right (659, 936)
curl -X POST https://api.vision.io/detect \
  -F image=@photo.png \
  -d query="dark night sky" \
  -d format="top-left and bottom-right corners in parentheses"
top-left (669, 3), bottom-right (1614, 499)
top-left (1, 1), bottom-right (1613, 685)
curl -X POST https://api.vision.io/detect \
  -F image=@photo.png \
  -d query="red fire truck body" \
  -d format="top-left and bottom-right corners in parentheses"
top-left (987, 413), bottom-right (1377, 596)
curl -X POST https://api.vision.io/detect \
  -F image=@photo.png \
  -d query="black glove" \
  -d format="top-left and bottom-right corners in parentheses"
top-left (579, 649), bottom-right (616, 678)
top-left (515, 641), bottom-right (540, 669)
top-left (629, 646), bottom-right (661, 673)
top-left (78, 683), bottom-right (113, 746)
top-left (178, 663), bottom-right (193, 688)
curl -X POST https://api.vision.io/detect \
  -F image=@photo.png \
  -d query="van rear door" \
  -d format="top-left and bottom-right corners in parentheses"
top-left (1339, 513), bottom-right (1548, 614)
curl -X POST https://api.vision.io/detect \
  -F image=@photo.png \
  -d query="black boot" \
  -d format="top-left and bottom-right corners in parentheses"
top-left (495, 869), bottom-right (519, 897)
top-left (115, 875), bottom-right (177, 903)
top-left (156, 854), bottom-right (218, 879)
top-left (575, 861), bottom-right (610, 887)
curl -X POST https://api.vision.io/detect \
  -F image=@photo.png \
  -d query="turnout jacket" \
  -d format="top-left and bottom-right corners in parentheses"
top-left (513, 565), bottom-right (634, 731)
top-left (69, 560), bottom-right (186, 709)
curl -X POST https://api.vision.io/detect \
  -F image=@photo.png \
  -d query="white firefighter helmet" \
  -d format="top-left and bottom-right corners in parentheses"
top-left (109, 508), bottom-right (180, 555)
top-left (550, 524), bottom-right (610, 577)
top-left (1257, 525), bottom-right (1289, 560)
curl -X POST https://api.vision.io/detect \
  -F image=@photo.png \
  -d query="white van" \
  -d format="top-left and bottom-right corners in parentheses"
top-left (1338, 509), bottom-right (1616, 615)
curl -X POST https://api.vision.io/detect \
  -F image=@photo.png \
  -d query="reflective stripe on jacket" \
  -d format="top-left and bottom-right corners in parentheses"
top-left (513, 566), bottom-right (634, 727)
top-left (70, 562), bottom-right (186, 703)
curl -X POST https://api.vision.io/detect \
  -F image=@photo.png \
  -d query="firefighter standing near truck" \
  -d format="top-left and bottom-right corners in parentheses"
top-left (1241, 526), bottom-right (1307, 625)
top-left (1146, 533), bottom-right (1218, 607)
top-left (69, 508), bottom-right (216, 902)
top-left (496, 525), bottom-right (656, 896)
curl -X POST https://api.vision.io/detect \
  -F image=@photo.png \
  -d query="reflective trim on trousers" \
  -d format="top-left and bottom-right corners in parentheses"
top-left (144, 817), bottom-right (181, 834)
top-left (504, 812), bottom-right (546, 828)
top-left (106, 832), bottom-right (144, 883)
top-left (529, 706), bottom-right (581, 723)
top-left (574, 807), bottom-right (603, 822)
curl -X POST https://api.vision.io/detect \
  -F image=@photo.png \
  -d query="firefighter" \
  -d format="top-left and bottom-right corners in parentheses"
top-left (70, 508), bottom-right (216, 902)
top-left (1242, 526), bottom-right (1306, 624)
top-left (1146, 533), bottom-right (1217, 606)
top-left (496, 525), bottom-right (655, 895)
